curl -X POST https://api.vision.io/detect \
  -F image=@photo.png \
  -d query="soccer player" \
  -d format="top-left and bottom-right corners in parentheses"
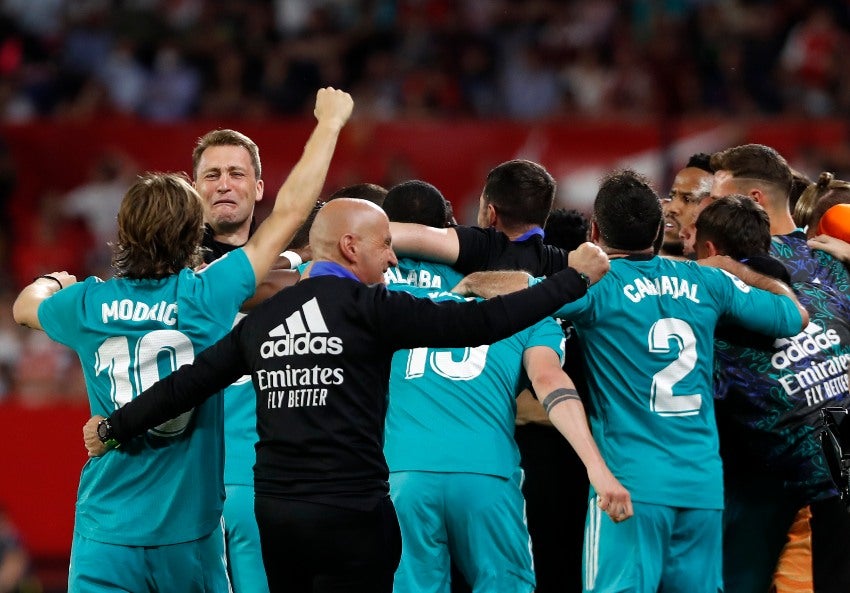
top-left (381, 179), bottom-right (463, 290)
top-left (13, 87), bottom-right (354, 592)
top-left (381, 180), bottom-right (629, 592)
top-left (664, 152), bottom-right (713, 259)
top-left (454, 169), bottom-right (808, 593)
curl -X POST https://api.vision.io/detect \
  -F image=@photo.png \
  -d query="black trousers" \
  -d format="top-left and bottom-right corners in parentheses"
top-left (811, 495), bottom-right (850, 593)
top-left (255, 494), bottom-right (402, 593)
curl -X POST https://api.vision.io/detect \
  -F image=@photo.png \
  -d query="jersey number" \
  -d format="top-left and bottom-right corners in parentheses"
top-left (648, 318), bottom-right (701, 417)
top-left (96, 330), bottom-right (196, 437)
top-left (404, 345), bottom-right (489, 381)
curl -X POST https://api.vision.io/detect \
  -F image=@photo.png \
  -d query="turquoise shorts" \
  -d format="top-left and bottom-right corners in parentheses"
top-left (583, 494), bottom-right (722, 593)
top-left (390, 468), bottom-right (534, 593)
top-left (68, 524), bottom-right (229, 593)
top-left (224, 483), bottom-right (269, 593)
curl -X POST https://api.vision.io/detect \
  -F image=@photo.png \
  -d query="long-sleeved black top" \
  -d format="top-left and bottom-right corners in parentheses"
top-left (454, 225), bottom-right (570, 276)
top-left (108, 266), bottom-right (588, 510)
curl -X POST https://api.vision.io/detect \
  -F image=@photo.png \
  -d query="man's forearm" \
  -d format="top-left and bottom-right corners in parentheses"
top-left (389, 222), bottom-right (460, 263)
top-left (452, 270), bottom-right (531, 298)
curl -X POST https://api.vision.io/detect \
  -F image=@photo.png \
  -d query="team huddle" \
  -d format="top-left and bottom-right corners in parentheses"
top-left (12, 88), bottom-right (850, 593)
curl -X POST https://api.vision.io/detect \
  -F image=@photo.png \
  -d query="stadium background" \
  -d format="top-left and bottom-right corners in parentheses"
top-left (2, 1), bottom-right (850, 590)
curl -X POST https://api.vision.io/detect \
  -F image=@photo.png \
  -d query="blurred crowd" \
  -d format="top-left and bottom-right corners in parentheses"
top-left (2, 0), bottom-right (850, 122)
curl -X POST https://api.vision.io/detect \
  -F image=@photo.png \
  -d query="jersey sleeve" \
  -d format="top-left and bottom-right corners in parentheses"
top-left (529, 275), bottom-right (593, 321)
top-left (454, 226), bottom-right (499, 274)
top-left (375, 266), bottom-right (588, 350)
top-left (709, 268), bottom-right (803, 337)
top-left (524, 317), bottom-right (566, 364)
top-left (38, 280), bottom-right (91, 347)
top-left (191, 248), bottom-right (256, 318)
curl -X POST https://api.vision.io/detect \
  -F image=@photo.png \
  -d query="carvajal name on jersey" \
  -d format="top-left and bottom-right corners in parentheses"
top-left (623, 275), bottom-right (700, 304)
top-left (102, 299), bottom-right (177, 325)
top-left (267, 388), bottom-right (328, 408)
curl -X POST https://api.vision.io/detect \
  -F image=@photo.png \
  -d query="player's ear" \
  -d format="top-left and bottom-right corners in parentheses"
top-left (589, 220), bottom-right (601, 243)
top-left (486, 202), bottom-right (497, 227)
top-left (255, 179), bottom-right (264, 203)
top-left (697, 239), bottom-right (720, 258)
top-left (339, 234), bottom-right (357, 263)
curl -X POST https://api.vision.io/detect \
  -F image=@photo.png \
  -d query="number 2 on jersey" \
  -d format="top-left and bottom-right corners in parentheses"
top-left (96, 330), bottom-right (196, 437)
top-left (648, 318), bottom-right (701, 417)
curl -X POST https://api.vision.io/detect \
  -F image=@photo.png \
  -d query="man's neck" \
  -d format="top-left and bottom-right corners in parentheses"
top-left (209, 223), bottom-right (251, 247)
top-left (769, 210), bottom-right (798, 236)
top-left (499, 224), bottom-right (541, 241)
top-left (602, 246), bottom-right (654, 258)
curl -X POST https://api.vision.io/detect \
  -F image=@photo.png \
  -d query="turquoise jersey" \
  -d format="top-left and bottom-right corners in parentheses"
top-left (537, 255), bottom-right (802, 509)
top-left (383, 257), bottom-right (465, 290)
top-left (223, 311), bottom-right (258, 487)
top-left (384, 284), bottom-right (564, 477)
top-left (38, 250), bottom-right (255, 546)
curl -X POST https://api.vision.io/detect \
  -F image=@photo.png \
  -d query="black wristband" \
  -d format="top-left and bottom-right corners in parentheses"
top-left (578, 272), bottom-right (591, 287)
top-left (34, 275), bottom-right (63, 290)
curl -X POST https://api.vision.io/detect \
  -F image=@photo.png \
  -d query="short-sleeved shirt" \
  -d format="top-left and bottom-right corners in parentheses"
top-left (533, 254), bottom-right (803, 509)
top-left (39, 250), bottom-right (255, 545)
top-left (384, 285), bottom-right (564, 478)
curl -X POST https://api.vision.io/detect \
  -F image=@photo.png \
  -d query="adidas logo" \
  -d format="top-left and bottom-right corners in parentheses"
top-left (260, 297), bottom-right (343, 358)
top-left (771, 321), bottom-right (841, 369)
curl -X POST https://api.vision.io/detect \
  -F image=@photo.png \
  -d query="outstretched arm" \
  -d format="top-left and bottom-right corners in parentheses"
top-left (698, 255), bottom-right (808, 329)
top-left (13, 271), bottom-right (77, 330)
top-left (523, 345), bottom-right (633, 523)
top-left (452, 242), bottom-right (609, 298)
top-left (82, 329), bottom-right (248, 456)
top-left (243, 87), bottom-right (353, 285)
top-left (389, 222), bottom-right (460, 263)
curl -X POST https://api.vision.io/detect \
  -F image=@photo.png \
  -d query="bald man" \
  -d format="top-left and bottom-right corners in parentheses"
top-left (82, 198), bottom-right (609, 593)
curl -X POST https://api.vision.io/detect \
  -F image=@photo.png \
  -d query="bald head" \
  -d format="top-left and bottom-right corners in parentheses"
top-left (309, 198), bottom-right (398, 284)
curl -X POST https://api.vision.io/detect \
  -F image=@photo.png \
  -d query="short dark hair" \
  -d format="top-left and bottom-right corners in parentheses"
top-left (695, 195), bottom-right (771, 259)
top-left (382, 180), bottom-right (452, 228)
top-left (593, 169), bottom-right (662, 251)
top-left (483, 159), bottom-right (555, 229)
top-left (685, 153), bottom-right (713, 173)
top-left (327, 183), bottom-right (388, 206)
top-left (709, 144), bottom-right (792, 198)
top-left (543, 208), bottom-right (589, 251)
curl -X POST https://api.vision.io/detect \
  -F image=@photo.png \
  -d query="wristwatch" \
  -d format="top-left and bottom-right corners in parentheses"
top-left (97, 418), bottom-right (120, 448)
